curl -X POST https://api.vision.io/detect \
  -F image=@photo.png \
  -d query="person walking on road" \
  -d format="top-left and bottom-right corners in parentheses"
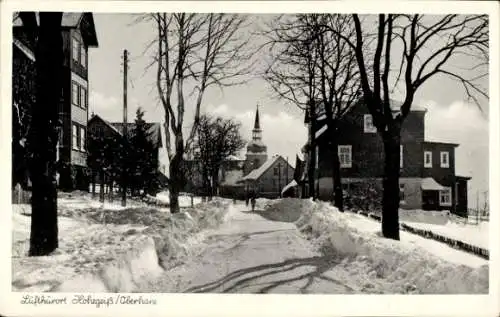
top-left (251, 194), bottom-right (256, 211)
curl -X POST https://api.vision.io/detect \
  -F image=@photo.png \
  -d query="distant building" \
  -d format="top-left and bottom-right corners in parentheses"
top-left (240, 154), bottom-right (294, 199)
top-left (243, 106), bottom-right (268, 175)
top-left (299, 99), bottom-right (470, 216)
top-left (237, 106), bottom-right (294, 198)
top-left (12, 13), bottom-right (99, 191)
top-left (183, 106), bottom-right (295, 199)
top-left (87, 114), bottom-right (165, 188)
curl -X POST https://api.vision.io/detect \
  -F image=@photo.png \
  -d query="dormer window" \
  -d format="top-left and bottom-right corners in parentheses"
top-left (440, 151), bottom-right (449, 168)
top-left (364, 114), bottom-right (376, 133)
top-left (72, 37), bottom-right (87, 69)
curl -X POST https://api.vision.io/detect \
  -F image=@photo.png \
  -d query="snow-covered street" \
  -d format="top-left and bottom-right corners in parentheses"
top-left (140, 203), bottom-right (359, 293)
top-left (140, 199), bottom-right (488, 294)
top-left (11, 194), bottom-right (488, 294)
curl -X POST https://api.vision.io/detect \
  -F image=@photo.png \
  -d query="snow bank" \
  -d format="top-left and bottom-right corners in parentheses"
top-left (12, 197), bottom-right (232, 292)
top-left (265, 199), bottom-right (489, 294)
top-left (398, 209), bottom-right (450, 225)
top-left (150, 198), bottom-right (232, 269)
top-left (153, 191), bottom-right (203, 207)
top-left (12, 205), bottom-right (161, 292)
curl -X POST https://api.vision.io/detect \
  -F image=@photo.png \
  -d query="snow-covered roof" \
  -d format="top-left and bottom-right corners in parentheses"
top-left (226, 155), bottom-right (245, 161)
top-left (221, 170), bottom-right (244, 186)
top-left (242, 155), bottom-right (281, 181)
top-left (13, 38), bottom-right (35, 61)
top-left (315, 124), bottom-right (328, 139)
top-left (281, 180), bottom-right (298, 194)
top-left (424, 140), bottom-right (460, 147)
top-left (389, 99), bottom-right (427, 112)
top-left (88, 114), bottom-right (163, 148)
top-left (421, 177), bottom-right (446, 191)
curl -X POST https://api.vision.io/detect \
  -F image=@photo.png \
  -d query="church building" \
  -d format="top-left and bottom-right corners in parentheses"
top-left (205, 105), bottom-right (295, 199)
top-left (243, 106), bottom-right (268, 175)
top-left (238, 106), bottom-right (295, 198)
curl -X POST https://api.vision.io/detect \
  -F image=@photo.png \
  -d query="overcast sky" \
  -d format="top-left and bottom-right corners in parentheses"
top-left (88, 13), bottom-right (489, 206)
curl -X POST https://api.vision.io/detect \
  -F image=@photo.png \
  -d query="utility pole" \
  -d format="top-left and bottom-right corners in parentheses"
top-left (278, 161), bottom-right (281, 198)
top-left (285, 156), bottom-right (289, 187)
top-left (121, 49), bottom-right (128, 207)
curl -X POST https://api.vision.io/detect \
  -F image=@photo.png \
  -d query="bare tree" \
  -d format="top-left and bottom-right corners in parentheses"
top-left (193, 114), bottom-right (245, 199)
top-left (19, 12), bottom-right (64, 255)
top-left (263, 14), bottom-right (321, 199)
top-left (308, 14), bottom-right (362, 211)
top-left (330, 14), bottom-right (488, 240)
top-left (152, 13), bottom-right (253, 213)
top-left (263, 14), bottom-right (362, 209)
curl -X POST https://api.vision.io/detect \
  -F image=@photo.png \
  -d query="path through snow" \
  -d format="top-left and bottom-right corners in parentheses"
top-left (140, 203), bottom-right (361, 293)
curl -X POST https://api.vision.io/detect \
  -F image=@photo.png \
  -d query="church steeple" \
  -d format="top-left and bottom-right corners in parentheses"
top-left (244, 104), bottom-right (268, 176)
top-left (252, 105), bottom-right (262, 141)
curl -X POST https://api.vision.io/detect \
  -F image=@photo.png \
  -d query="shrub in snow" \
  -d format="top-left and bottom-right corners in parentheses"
top-left (346, 180), bottom-right (382, 213)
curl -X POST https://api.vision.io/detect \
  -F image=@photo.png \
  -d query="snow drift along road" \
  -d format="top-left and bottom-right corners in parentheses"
top-left (12, 196), bottom-right (232, 293)
top-left (262, 198), bottom-right (488, 294)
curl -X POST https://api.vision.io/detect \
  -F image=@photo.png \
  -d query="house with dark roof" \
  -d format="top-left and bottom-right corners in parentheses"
top-left (87, 113), bottom-right (163, 160)
top-left (86, 114), bottom-right (166, 189)
top-left (299, 99), bottom-right (471, 216)
top-left (12, 12), bottom-right (99, 191)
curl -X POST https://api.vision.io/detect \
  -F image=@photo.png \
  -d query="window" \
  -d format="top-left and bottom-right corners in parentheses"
top-left (400, 145), bottom-right (403, 168)
top-left (80, 46), bottom-right (87, 68)
top-left (440, 151), bottom-right (449, 168)
top-left (439, 187), bottom-right (452, 206)
top-left (72, 81), bottom-right (79, 106)
top-left (80, 126), bottom-right (86, 151)
top-left (72, 37), bottom-right (86, 69)
top-left (80, 87), bottom-right (87, 109)
top-left (72, 82), bottom-right (87, 109)
top-left (399, 183), bottom-right (405, 203)
top-left (72, 38), bottom-right (79, 62)
top-left (72, 124), bottom-right (79, 150)
top-left (338, 145), bottom-right (352, 168)
top-left (72, 123), bottom-right (85, 151)
top-left (424, 151), bottom-right (432, 168)
top-left (274, 166), bottom-right (279, 176)
top-left (364, 114), bottom-right (376, 133)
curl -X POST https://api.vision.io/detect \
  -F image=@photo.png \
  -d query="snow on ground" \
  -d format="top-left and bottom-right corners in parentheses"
top-left (12, 204), bottom-right (152, 292)
top-left (154, 191), bottom-right (203, 207)
top-left (12, 192), bottom-right (232, 292)
top-left (398, 209), bottom-right (449, 225)
top-left (263, 199), bottom-right (488, 294)
top-left (403, 220), bottom-right (488, 250)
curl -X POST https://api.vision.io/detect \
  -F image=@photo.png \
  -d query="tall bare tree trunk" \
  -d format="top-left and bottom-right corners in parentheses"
top-left (381, 127), bottom-right (401, 240)
top-left (330, 129), bottom-right (344, 211)
top-left (91, 169), bottom-right (96, 198)
top-left (307, 103), bottom-right (316, 199)
top-left (169, 134), bottom-right (184, 213)
top-left (108, 178), bottom-right (114, 202)
top-left (99, 169), bottom-right (105, 203)
top-left (28, 12), bottom-right (63, 256)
